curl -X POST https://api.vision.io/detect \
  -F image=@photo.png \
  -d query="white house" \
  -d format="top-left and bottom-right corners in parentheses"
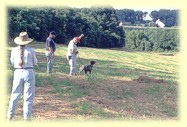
top-left (155, 19), bottom-right (165, 28)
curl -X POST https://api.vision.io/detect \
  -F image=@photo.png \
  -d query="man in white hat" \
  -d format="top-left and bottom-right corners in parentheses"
top-left (7, 32), bottom-right (38, 121)
top-left (67, 34), bottom-right (84, 76)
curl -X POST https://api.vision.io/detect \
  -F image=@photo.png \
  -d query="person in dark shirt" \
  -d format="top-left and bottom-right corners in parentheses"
top-left (46, 31), bottom-right (56, 74)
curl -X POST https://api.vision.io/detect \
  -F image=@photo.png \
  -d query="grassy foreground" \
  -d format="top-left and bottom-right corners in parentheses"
top-left (6, 42), bottom-right (179, 121)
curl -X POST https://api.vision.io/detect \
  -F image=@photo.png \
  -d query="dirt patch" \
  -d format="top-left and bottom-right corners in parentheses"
top-left (33, 85), bottom-right (79, 120)
top-left (159, 54), bottom-right (174, 56)
top-left (12, 75), bottom-right (177, 121)
top-left (13, 85), bottom-right (78, 120)
top-left (134, 76), bottom-right (164, 84)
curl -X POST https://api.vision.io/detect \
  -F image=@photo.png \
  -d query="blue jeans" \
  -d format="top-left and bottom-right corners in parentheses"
top-left (46, 51), bottom-right (54, 73)
top-left (7, 69), bottom-right (35, 120)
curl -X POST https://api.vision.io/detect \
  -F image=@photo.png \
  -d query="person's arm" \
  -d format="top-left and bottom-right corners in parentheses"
top-left (74, 34), bottom-right (83, 54)
top-left (47, 40), bottom-right (55, 58)
top-left (69, 42), bottom-right (76, 54)
top-left (70, 49), bottom-right (74, 54)
top-left (10, 49), bottom-right (14, 65)
top-left (79, 34), bottom-right (84, 39)
top-left (70, 49), bottom-right (77, 54)
top-left (70, 49), bottom-right (73, 54)
top-left (48, 47), bottom-right (54, 54)
top-left (32, 49), bottom-right (38, 65)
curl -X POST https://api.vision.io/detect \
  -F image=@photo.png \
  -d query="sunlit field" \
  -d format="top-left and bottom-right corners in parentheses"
top-left (6, 42), bottom-right (179, 121)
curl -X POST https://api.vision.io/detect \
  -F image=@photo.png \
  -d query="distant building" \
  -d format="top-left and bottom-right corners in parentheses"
top-left (155, 19), bottom-right (165, 28)
top-left (119, 22), bottom-right (123, 27)
top-left (143, 13), bottom-right (153, 21)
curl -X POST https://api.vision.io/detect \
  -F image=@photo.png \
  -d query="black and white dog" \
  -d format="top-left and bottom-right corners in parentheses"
top-left (79, 61), bottom-right (96, 74)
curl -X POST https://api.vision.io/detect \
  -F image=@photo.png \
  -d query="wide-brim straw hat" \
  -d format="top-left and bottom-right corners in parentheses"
top-left (14, 32), bottom-right (33, 45)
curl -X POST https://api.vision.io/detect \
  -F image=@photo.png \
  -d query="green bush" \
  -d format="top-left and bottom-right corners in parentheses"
top-left (8, 7), bottom-right (125, 48)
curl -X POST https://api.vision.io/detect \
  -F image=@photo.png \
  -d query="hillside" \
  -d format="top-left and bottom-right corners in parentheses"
top-left (7, 42), bottom-right (179, 121)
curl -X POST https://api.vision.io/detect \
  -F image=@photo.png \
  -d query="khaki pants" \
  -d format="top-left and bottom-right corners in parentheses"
top-left (67, 55), bottom-right (77, 75)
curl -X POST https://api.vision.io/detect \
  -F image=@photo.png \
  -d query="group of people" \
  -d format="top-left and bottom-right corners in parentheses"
top-left (7, 31), bottom-right (84, 120)
top-left (45, 31), bottom-right (84, 75)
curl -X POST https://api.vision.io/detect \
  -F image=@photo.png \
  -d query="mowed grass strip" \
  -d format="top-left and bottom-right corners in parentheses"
top-left (52, 80), bottom-right (87, 99)
top-left (72, 101), bottom-right (114, 119)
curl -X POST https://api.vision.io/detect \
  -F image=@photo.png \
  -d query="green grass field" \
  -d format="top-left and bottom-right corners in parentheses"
top-left (6, 42), bottom-right (179, 121)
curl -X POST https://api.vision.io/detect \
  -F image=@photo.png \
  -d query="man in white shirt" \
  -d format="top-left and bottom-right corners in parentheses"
top-left (67, 34), bottom-right (84, 76)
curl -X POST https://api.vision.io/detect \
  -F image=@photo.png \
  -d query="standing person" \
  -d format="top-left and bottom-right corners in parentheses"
top-left (46, 31), bottom-right (56, 74)
top-left (67, 34), bottom-right (84, 76)
top-left (7, 32), bottom-right (38, 120)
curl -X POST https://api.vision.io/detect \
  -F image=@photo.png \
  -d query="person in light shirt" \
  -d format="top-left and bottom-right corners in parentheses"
top-left (67, 34), bottom-right (84, 76)
top-left (7, 32), bottom-right (38, 121)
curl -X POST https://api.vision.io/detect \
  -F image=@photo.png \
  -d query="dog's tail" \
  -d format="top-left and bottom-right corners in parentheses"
top-left (79, 65), bottom-right (84, 73)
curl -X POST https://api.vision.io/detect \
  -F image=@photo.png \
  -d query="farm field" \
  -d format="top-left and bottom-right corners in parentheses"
top-left (6, 42), bottom-right (179, 121)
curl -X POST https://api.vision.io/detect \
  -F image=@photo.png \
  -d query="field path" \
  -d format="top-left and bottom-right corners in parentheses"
top-left (33, 85), bottom-right (78, 120)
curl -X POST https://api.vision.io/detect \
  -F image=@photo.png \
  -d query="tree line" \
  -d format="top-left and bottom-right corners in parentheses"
top-left (8, 7), bottom-right (179, 51)
top-left (8, 6), bottom-right (125, 48)
top-left (116, 9), bottom-right (145, 25)
top-left (150, 9), bottom-right (178, 27)
top-left (116, 9), bottom-right (178, 27)
top-left (125, 28), bottom-right (179, 51)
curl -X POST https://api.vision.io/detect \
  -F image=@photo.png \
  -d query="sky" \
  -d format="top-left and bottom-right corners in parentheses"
top-left (113, 7), bottom-right (179, 20)
top-left (73, 5), bottom-right (179, 20)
